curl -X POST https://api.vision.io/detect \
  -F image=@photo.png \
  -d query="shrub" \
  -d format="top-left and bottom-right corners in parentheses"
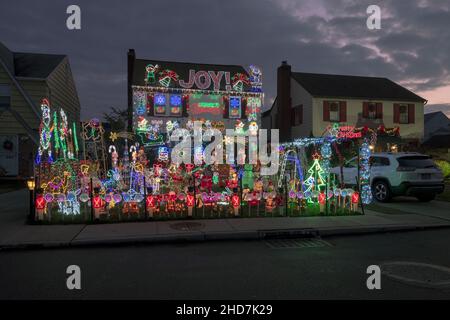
top-left (435, 160), bottom-right (450, 180)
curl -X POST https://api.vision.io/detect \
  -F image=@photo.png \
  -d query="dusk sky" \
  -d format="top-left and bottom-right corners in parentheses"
top-left (1, 0), bottom-right (449, 120)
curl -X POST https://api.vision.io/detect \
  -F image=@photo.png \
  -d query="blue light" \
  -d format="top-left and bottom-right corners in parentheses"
top-left (170, 95), bottom-right (182, 106)
top-left (154, 94), bottom-right (166, 106)
top-left (230, 96), bottom-right (241, 108)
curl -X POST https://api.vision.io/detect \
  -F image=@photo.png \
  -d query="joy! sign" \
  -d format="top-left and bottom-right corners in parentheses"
top-left (179, 70), bottom-right (232, 91)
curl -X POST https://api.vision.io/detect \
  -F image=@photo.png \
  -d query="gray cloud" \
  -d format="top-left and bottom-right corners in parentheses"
top-left (0, 0), bottom-right (449, 118)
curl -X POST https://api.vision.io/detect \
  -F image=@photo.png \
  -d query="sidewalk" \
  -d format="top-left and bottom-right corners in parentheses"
top-left (1, 189), bottom-right (450, 249)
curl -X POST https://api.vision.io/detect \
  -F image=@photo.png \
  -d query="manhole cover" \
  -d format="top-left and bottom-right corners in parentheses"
top-left (170, 221), bottom-right (204, 231)
top-left (381, 261), bottom-right (450, 290)
top-left (265, 238), bottom-right (331, 249)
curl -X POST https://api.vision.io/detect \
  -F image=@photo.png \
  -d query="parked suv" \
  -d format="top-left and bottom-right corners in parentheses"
top-left (330, 152), bottom-right (444, 202)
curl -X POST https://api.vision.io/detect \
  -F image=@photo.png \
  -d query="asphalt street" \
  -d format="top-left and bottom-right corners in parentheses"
top-left (1, 228), bottom-right (450, 299)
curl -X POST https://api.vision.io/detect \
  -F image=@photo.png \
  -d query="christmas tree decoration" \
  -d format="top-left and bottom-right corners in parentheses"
top-left (303, 153), bottom-right (326, 203)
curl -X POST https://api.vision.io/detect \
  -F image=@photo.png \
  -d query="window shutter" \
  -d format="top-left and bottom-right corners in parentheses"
top-left (393, 104), bottom-right (400, 123)
top-left (408, 104), bottom-right (415, 124)
top-left (223, 96), bottom-right (229, 119)
top-left (241, 97), bottom-right (247, 119)
top-left (290, 108), bottom-right (295, 126)
top-left (339, 101), bottom-right (347, 122)
top-left (376, 103), bottom-right (383, 119)
top-left (363, 102), bottom-right (369, 118)
top-left (146, 94), bottom-right (154, 116)
top-left (323, 101), bottom-right (330, 121)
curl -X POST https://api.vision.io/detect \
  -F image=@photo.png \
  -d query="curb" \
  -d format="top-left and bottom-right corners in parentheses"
top-left (2, 223), bottom-right (450, 251)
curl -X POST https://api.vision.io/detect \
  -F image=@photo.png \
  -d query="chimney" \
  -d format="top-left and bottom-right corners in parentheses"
top-left (277, 60), bottom-right (291, 142)
top-left (127, 49), bottom-right (136, 132)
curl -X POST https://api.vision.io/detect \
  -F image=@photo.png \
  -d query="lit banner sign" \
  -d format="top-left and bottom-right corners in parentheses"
top-left (189, 94), bottom-right (223, 116)
top-left (337, 126), bottom-right (362, 139)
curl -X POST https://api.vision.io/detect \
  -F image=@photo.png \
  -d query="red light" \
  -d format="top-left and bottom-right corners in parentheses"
top-left (93, 196), bottom-right (104, 209)
top-left (35, 195), bottom-right (46, 210)
top-left (352, 192), bottom-right (359, 204)
top-left (186, 194), bottom-right (195, 207)
top-left (232, 195), bottom-right (240, 208)
top-left (146, 195), bottom-right (155, 208)
top-left (318, 192), bottom-right (326, 204)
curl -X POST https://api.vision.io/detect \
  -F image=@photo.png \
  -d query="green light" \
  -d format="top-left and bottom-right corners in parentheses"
top-left (73, 122), bottom-right (79, 154)
top-left (198, 102), bottom-right (220, 108)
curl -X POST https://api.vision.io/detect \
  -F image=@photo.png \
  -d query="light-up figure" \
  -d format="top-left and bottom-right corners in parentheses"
top-left (36, 98), bottom-right (53, 164)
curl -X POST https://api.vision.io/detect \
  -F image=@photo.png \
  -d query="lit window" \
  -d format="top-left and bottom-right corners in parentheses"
top-left (170, 95), bottom-right (182, 116)
top-left (154, 94), bottom-right (166, 115)
top-left (229, 96), bottom-right (241, 118)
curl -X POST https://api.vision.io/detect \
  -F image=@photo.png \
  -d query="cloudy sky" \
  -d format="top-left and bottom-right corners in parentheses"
top-left (1, 0), bottom-right (449, 119)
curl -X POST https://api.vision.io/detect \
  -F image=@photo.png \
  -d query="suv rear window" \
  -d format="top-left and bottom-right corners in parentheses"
top-left (370, 156), bottom-right (390, 166)
top-left (397, 156), bottom-right (436, 169)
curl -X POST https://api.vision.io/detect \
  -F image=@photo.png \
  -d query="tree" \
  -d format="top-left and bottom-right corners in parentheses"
top-left (103, 107), bottom-right (128, 132)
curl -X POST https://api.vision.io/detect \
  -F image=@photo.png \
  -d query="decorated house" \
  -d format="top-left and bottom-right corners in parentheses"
top-left (0, 41), bottom-right (80, 177)
top-left (127, 49), bottom-right (263, 155)
top-left (262, 61), bottom-right (427, 151)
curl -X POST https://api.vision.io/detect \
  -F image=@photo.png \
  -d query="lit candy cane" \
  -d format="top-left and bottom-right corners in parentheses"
top-left (109, 145), bottom-right (118, 168)
top-left (129, 145), bottom-right (137, 189)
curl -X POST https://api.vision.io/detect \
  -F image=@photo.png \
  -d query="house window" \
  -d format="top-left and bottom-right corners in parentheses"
top-left (324, 101), bottom-right (346, 122)
top-left (290, 105), bottom-right (303, 126)
top-left (363, 102), bottom-right (383, 120)
top-left (399, 104), bottom-right (409, 124)
top-left (0, 85), bottom-right (11, 110)
top-left (329, 102), bottom-right (340, 122)
top-left (367, 103), bottom-right (376, 119)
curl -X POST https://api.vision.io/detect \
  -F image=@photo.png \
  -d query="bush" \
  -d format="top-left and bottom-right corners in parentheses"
top-left (435, 160), bottom-right (450, 180)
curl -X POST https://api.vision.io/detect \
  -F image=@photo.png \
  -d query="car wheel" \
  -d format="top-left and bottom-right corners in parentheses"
top-left (416, 194), bottom-right (435, 202)
top-left (372, 181), bottom-right (391, 202)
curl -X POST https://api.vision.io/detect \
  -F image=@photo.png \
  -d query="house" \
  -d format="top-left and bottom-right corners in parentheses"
top-left (0, 41), bottom-right (80, 177)
top-left (127, 49), bottom-right (263, 150)
top-left (424, 111), bottom-right (450, 142)
top-left (262, 61), bottom-right (427, 150)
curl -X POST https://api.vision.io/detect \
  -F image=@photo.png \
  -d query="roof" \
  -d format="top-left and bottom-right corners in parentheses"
top-left (14, 52), bottom-right (65, 78)
top-left (0, 42), bottom-right (65, 78)
top-left (424, 110), bottom-right (450, 123)
top-left (132, 58), bottom-right (252, 91)
top-left (291, 72), bottom-right (427, 103)
top-left (424, 111), bottom-right (441, 122)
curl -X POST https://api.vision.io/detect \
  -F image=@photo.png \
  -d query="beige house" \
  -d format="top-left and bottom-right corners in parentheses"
top-left (263, 61), bottom-right (427, 150)
top-left (0, 41), bottom-right (80, 177)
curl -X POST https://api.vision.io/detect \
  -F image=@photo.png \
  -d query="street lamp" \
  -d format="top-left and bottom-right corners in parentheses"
top-left (27, 177), bottom-right (35, 222)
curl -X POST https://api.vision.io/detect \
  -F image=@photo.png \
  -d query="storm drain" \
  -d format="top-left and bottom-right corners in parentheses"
top-left (381, 261), bottom-right (450, 290)
top-left (170, 222), bottom-right (205, 231)
top-left (265, 238), bottom-right (332, 249)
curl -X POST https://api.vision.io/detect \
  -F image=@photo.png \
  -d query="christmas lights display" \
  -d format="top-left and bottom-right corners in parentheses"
top-left (32, 63), bottom-right (375, 224)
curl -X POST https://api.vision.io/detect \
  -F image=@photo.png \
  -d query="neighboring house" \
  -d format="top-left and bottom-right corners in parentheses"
top-left (127, 49), bottom-right (263, 149)
top-left (423, 111), bottom-right (450, 141)
top-left (262, 61), bottom-right (427, 149)
top-left (0, 41), bottom-right (80, 177)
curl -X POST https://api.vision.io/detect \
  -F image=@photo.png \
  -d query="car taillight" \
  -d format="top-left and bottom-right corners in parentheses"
top-left (397, 166), bottom-right (415, 172)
